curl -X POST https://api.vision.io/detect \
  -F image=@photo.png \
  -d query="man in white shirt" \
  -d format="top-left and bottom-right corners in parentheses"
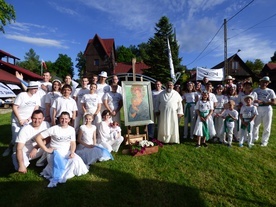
top-left (12, 110), bottom-right (50, 173)
top-left (253, 76), bottom-right (276, 146)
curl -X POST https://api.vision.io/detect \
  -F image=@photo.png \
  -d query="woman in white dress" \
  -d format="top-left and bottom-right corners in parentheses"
top-left (213, 85), bottom-right (228, 143)
top-left (45, 79), bottom-right (62, 123)
top-left (97, 110), bottom-right (124, 152)
top-left (76, 113), bottom-right (113, 165)
top-left (81, 83), bottom-right (102, 126)
top-left (35, 111), bottom-right (88, 187)
top-left (193, 91), bottom-right (216, 148)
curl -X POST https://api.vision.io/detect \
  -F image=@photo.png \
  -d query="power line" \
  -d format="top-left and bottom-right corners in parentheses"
top-left (227, 0), bottom-right (254, 22)
top-left (186, 0), bottom-right (254, 67)
top-left (186, 23), bottom-right (224, 66)
top-left (228, 12), bottom-right (276, 40)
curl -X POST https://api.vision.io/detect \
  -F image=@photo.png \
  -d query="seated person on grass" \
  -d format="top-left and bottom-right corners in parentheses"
top-left (12, 110), bottom-right (50, 173)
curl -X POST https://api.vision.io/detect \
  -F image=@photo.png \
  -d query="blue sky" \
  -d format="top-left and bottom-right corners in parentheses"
top-left (1, 0), bottom-right (276, 79)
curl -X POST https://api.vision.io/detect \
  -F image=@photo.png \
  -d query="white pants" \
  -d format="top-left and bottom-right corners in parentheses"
top-left (224, 122), bottom-right (234, 144)
top-left (253, 106), bottom-right (273, 145)
top-left (12, 149), bottom-right (44, 170)
top-left (100, 136), bottom-right (124, 152)
top-left (240, 121), bottom-right (254, 146)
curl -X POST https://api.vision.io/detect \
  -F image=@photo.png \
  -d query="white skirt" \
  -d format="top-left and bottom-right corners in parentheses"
top-left (193, 115), bottom-right (216, 138)
top-left (41, 150), bottom-right (89, 187)
top-left (76, 144), bottom-right (113, 165)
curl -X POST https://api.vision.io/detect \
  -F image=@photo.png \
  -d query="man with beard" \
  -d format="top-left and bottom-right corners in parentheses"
top-left (155, 81), bottom-right (183, 144)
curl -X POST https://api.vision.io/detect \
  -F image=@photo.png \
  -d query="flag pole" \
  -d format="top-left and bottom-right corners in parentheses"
top-left (167, 37), bottom-right (176, 83)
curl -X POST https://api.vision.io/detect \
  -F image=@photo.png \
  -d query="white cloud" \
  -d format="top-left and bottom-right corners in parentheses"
top-left (48, 2), bottom-right (79, 16)
top-left (4, 34), bottom-right (68, 49)
top-left (78, 0), bottom-right (159, 31)
top-left (8, 22), bottom-right (57, 33)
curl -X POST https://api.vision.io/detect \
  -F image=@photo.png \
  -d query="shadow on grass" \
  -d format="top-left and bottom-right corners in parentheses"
top-left (0, 164), bottom-right (206, 207)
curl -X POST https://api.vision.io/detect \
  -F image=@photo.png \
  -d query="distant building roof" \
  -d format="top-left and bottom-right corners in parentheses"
top-left (265, 63), bottom-right (276, 70)
top-left (114, 62), bottom-right (150, 74)
top-left (84, 34), bottom-right (115, 57)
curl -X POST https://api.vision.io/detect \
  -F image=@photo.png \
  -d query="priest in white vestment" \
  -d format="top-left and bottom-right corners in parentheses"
top-left (155, 81), bottom-right (183, 144)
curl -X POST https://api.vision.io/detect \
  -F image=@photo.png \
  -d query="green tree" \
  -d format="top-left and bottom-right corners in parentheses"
top-left (52, 54), bottom-right (74, 79)
top-left (142, 16), bottom-right (182, 84)
top-left (16, 48), bottom-right (41, 74)
top-left (270, 51), bottom-right (276, 63)
top-left (116, 46), bottom-right (135, 62)
top-left (75, 51), bottom-right (86, 78)
top-left (0, 0), bottom-right (16, 33)
top-left (245, 59), bottom-right (264, 76)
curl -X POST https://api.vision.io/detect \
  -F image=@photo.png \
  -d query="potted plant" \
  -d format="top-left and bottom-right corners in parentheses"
top-left (131, 139), bottom-right (163, 156)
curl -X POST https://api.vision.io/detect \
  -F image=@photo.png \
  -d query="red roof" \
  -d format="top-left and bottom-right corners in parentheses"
top-left (266, 63), bottom-right (276, 70)
top-left (0, 69), bottom-right (21, 84)
top-left (114, 62), bottom-right (150, 74)
top-left (84, 34), bottom-right (115, 57)
top-left (0, 60), bottom-right (42, 80)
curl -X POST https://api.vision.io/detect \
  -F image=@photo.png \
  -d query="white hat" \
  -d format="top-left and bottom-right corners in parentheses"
top-left (27, 81), bottom-right (38, 89)
top-left (259, 76), bottom-right (271, 83)
top-left (243, 95), bottom-right (254, 101)
top-left (225, 75), bottom-right (235, 80)
top-left (99, 71), bottom-right (107, 78)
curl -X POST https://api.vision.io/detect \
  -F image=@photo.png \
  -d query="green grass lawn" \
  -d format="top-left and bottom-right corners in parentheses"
top-left (0, 110), bottom-right (275, 207)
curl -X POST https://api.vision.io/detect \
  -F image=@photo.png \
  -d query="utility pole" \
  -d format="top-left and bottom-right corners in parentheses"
top-left (224, 19), bottom-right (228, 77)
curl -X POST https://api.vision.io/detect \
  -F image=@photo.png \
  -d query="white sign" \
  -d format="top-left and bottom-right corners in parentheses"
top-left (0, 82), bottom-right (16, 98)
top-left (196, 67), bottom-right (224, 81)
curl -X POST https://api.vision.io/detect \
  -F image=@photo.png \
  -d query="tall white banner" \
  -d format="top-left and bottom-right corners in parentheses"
top-left (196, 67), bottom-right (224, 81)
top-left (167, 38), bottom-right (176, 82)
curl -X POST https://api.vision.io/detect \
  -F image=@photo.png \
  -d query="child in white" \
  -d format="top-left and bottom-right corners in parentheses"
top-left (109, 121), bottom-right (121, 140)
top-left (76, 113), bottom-right (113, 165)
top-left (219, 100), bottom-right (238, 147)
top-left (182, 82), bottom-right (198, 139)
top-left (239, 95), bottom-right (258, 148)
top-left (193, 91), bottom-right (216, 147)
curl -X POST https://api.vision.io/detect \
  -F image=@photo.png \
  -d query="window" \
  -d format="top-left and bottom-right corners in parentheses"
top-left (94, 59), bottom-right (99, 66)
top-left (232, 61), bottom-right (239, 70)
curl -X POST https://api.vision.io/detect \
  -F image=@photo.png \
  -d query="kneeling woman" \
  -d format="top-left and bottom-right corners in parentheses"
top-left (97, 110), bottom-right (124, 152)
top-left (76, 113), bottom-right (113, 165)
top-left (35, 111), bottom-right (88, 187)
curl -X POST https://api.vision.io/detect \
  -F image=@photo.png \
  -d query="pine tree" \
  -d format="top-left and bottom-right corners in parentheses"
top-left (142, 16), bottom-right (182, 84)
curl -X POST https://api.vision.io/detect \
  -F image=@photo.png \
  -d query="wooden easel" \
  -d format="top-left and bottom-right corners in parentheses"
top-left (124, 58), bottom-right (148, 145)
top-left (125, 125), bottom-right (148, 145)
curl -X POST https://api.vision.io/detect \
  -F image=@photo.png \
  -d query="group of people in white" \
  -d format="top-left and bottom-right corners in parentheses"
top-left (2, 70), bottom-right (275, 187)
top-left (3, 71), bottom-right (124, 187)
top-left (180, 75), bottom-right (275, 148)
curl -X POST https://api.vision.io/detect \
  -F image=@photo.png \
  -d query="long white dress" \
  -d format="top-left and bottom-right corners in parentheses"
top-left (76, 125), bottom-right (113, 165)
top-left (156, 90), bottom-right (183, 143)
top-left (39, 125), bottom-right (88, 187)
top-left (98, 121), bottom-right (124, 152)
top-left (193, 100), bottom-right (216, 139)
